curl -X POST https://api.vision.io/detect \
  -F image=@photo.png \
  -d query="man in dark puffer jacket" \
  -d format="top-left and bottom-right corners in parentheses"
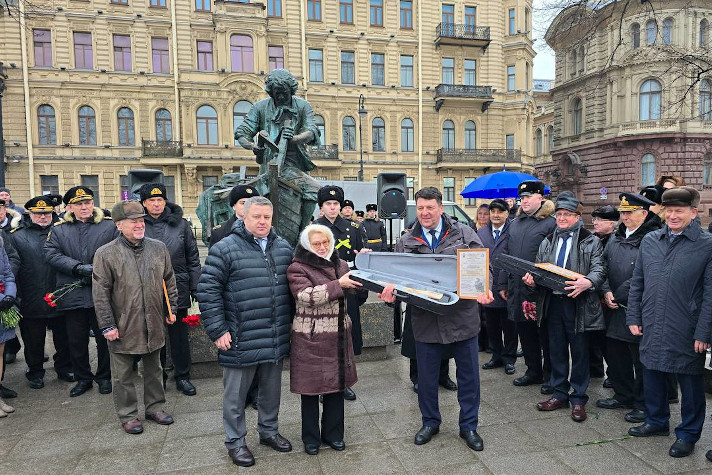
top-left (197, 196), bottom-right (294, 468)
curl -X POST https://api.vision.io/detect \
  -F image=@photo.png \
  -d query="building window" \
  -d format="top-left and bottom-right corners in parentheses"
top-left (631, 23), bottom-right (640, 49)
top-left (465, 6), bottom-right (476, 28)
top-left (535, 128), bottom-right (543, 156)
top-left (81, 175), bottom-right (100, 206)
top-left (547, 125), bottom-right (554, 152)
top-left (38, 105), bottom-right (56, 145)
top-left (370, 0), bottom-right (383, 26)
top-left (640, 79), bottom-right (662, 121)
top-left (74, 32), bottom-right (93, 69)
top-left (342, 116), bottom-right (356, 151)
top-left (268, 46), bottom-right (284, 71)
top-left (407, 177), bottom-right (415, 200)
top-left (704, 153), bottom-right (712, 185)
top-left (267, 0), bottom-right (281, 17)
top-left (309, 49), bottom-right (323, 82)
top-left (400, 0), bottom-right (412, 29)
top-left (508, 8), bottom-right (516, 35)
top-left (442, 120), bottom-right (455, 150)
top-left (371, 53), bottom-right (385, 85)
top-left (701, 19), bottom-right (710, 47)
top-left (120, 175), bottom-right (129, 200)
top-left (155, 109), bottom-right (172, 142)
top-left (645, 20), bottom-right (657, 45)
top-left (307, 0), bottom-right (321, 21)
top-left (152, 37), bottom-right (170, 73)
top-left (464, 59), bottom-right (476, 86)
top-left (113, 34), bottom-right (131, 71)
top-left (572, 98), bottom-right (583, 135)
top-left (78, 105), bottom-right (97, 145)
top-left (507, 65), bottom-right (515, 91)
top-left (578, 46), bottom-right (584, 73)
top-left (203, 175), bottom-right (218, 192)
top-left (230, 35), bottom-right (254, 72)
top-left (196, 105), bottom-right (218, 145)
top-left (372, 117), bottom-right (385, 151)
top-left (700, 79), bottom-right (712, 120)
top-left (641, 153), bottom-right (656, 186)
top-left (341, 51), bottom-right (355, 84)
top-left (196, 0), bottom-right (210, 11)
top-left (314, 115), bottom-right (325, 145)
top-left (117, 107), bottom-right (135, 146)
top-left (505, 134), bottom-right (514, 150)
top-left (465, 177), bottom-right (476, 206)
top-left (197, 41), bottom-right (213, 71)
top-left (401, 55), bottom-right (413, 87)
top-left (111, 0), bottom-right (128, 4)
top-left (150, 0), bottom-right (166, 6)
top-left (443, 177), bottom-right (455, 202)
top-left (662, 18), bottom-right (673, 45)
top-left (33, 30), bottom-right (52, 67)
top-left (401, 118), bottom-right (414, 152)
top-left (525, 62), bottom-right (531, 89)
top-left (233, 101), bottom-right (251, 145)
top-left (442, 4), bottom-right (454, 24)
top-left (464, 120), bottom-right (476, 150)
top-left (442, 57), bottom-right (454, 84)
top-left (340, 0), bottom-right (353, 23)
top-left (164, 176), bottom-right (176, 202)
top-left (41, 175), bottom-right (60, 196)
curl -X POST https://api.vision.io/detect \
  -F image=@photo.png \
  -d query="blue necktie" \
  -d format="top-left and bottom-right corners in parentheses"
top-left (493, 229), bottom-right (500, 243)
top-left (556, 234), bottom-right (570, 268)
top-left (429, 229), bottom-right (438, 249)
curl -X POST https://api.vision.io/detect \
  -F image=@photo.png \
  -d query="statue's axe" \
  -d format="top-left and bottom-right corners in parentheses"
top-left (257, 131), bottom-right (279, 152)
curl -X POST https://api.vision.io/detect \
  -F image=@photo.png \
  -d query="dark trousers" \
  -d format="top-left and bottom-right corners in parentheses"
top-left (301, 393), bottom-right (344, 446)
top-left (415, 336), bottom-right (480, 431)
top-left (484, 307), bottom-right (517, 365)
top-left (20, 316), bottom-right (72, 380)
top-left (588, 330), bottom-right (607, 378)
top-left (2, 336), bottom-right (21, 381)
top-left (605, 337), bottom-right (642, 408)
top-left (64, 308), bottom-right (111, 382)
top-left (644, 369), bottom-right (705, 443)
top-left (478, 307), bottom-right (488, 351)
top-left (409, 357), bottom-right (449, 385)
top-left (346, 294), bottom-right (363, 356)
top-left (547, 296), bottom-right (589, 405)
top-left (160, 308), bottom-right (192, 381)
top-left (516, 318), bottom-right (550, 381)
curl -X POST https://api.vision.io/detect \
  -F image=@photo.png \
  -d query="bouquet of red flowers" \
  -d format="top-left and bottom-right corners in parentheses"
top-left (44, 280), bottom-right (84, 308)
top-left (0, 282), bottom-right (22, 328)
top-left (181, 314), bottom-right (201, 326)
top-left (522, 300), bottom-right (537, 321)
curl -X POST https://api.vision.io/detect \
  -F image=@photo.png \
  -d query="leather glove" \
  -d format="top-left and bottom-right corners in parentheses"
top-left (75, 264), bottom-right (93, 277)
top-left (0, 295), bottom-right (17, 310)
top-left (190, 291), bottom-right (197, 303)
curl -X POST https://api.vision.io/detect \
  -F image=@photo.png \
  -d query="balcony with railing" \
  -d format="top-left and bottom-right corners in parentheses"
top-left (436, 148), bottom-right (521, 165)
top-left (617, 119), bottom-right (680, 136)
top-left (435, 23), bottom-right (491, 50)
top-left (142, 140), bottom-right (183, 158)
top-left (434, 84), bottom-right (494, 112)
top-left (310, 144), bottom-right (339, 160)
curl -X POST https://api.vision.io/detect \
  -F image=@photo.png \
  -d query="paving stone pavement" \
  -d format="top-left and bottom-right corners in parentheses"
top-left (3, 341), bottom-right (712, 474)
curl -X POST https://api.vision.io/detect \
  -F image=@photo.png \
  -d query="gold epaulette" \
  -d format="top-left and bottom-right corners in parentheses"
top-left (53, 220), bottom-right (65, 226)
top-left (9, 227), bottom-right (18, 233)
top-left (212, 224), bottom-right (222, 230)
top-left (350, 221), bottom-right (360, 228)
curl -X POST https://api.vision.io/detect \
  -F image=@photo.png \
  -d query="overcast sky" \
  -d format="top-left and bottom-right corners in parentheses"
top-left (532, 0), bottom-right (556, 80)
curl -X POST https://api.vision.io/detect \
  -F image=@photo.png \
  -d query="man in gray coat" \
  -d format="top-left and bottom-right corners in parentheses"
top-left (626, 187), bottom-right (712, 459)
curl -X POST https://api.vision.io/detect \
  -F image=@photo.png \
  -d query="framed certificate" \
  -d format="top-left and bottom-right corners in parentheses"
top-left (456, 248), bottom-right (489, 300)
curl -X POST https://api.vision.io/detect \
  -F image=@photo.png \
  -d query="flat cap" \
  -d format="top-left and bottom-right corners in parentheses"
top-left (591, 205), bottom-right (620, 221)
top-left (518, 180), bottom-right (546, 197)
top-left (139, 183), bottom-right (167, 202)
top-left (555, 194), bottom-right (581, 214)
top-left (63, 186), bottom-right (94, 205)
top-left (318, 185), bottom-right (344, 207)
top-left (617, 193), bottom-right (655, 212)
top-left (112, 200), bottom-right (147, 221)
top-left (229, 185), bottom-right (258, 207)
top-left (661, 186), bottom-right (700, 208)
top-left (488, 198), bottom-right (509, 212)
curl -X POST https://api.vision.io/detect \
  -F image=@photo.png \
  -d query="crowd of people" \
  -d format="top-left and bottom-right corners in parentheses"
top-left (0, 172), bottom-right (711, 467)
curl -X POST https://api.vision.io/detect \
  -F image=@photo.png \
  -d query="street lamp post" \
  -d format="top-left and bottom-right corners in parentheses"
top-left (357, 94), bottom-right (367, 181)
top-left (0, 76), bottom-right (5, 188)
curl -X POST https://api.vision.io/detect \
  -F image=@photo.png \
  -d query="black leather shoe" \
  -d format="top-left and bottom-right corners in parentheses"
top-left (0, 386), bottom-right (17, 399)
top-left (513, 374), bottom-right (543, 387)
top-left (596, 398), bottom-right (633, 409)
top-left (97, 379), bottom-right (112, 394)
top-left (70, 380), bottom-right (93, 397)
top-left (625, 409), bottom-right (647, 423)
top-left (439, 378), bottom-right (457, 391)
top-left (414, 425), bottom-right (439, 445)
top-left (305, 444), bottom-right (319, 455)
top-left (176, 379), bottom-right (197, 396)
top-left (706, 449), bottom-right (712, 462)
top-left (628, 423), bottom-right (670, 437)
top-left (56, 372), bottom-right (76, 383)
top-left (460, 430), bottom-right (483, 451)
top-left (669, 439), bottom-right (695, 458)
top-left (321, 438), bottom-right (345, 451)
top-left (5, 353), bottom-right (16, 364)
top-left (343, 387), bottom-right (356, 400)
top-left (227, 446), bottom-right (255, 467)
top-left (505, 364), bottom-right (516, 375)
top-left (482, 359), bottom-right (503, 370)
top-left (412, 383), bottom-right (418, 393)
top-left (260, 433), bottom-right (293, 452)
top-left (602, 378), bottom-right (614, 389)
top-left (540, 384), bottom-right (554, 395)
top-left (28, 378), bottom-right (44, 389)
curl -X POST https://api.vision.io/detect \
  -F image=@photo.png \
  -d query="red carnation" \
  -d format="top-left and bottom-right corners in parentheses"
top-left (181, 314), bottom-right (201, 326)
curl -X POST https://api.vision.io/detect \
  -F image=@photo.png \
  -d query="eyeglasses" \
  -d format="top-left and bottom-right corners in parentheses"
top-left (310, 240), bottom-right (330, 249)
top-left (554, 212), bottom-right (578, 219)
top-left (591, 217), bottom-right (614, 223)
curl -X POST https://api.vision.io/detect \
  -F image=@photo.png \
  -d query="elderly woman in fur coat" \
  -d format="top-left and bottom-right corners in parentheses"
top-left (287, 224), bottom-right (360, 455)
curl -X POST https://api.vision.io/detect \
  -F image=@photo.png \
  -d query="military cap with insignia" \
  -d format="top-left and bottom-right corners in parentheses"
top-left (366, 203), bottom-right (377, 212)
top-left (591, 205), bottom-right (620, 221)
top-left (355, 210), bottom-right (365, 217)
top-left (342, 200), bottom-right (355, 210)
top-left (63, 186), bottom-right (94, 205)
top-left (617, 193), bottom-right (655, 212)
top-left (25, 196), bottom-right (55, 213)
top-left (661, 186), bottom-right (700, 207)
top-left (139, 183), bottom-right (167, 202)
top-left (229, 184), bottom-right (258, 207)
top-left (318, 185), bottom-right (344, 207)
top-left (518, 180), bottom-right (546, 197)
top-left (640, 185), bottom-right (665, 205)
top-left (489, 198), bottom-right (509, 213)
top-left (44, 194), bottom-right (63, 208)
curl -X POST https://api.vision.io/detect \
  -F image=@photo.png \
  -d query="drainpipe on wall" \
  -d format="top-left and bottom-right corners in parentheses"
top-left (19, 0), bottom-right (35, 196)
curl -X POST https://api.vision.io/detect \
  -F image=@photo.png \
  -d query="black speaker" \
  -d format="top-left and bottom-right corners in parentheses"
top-left (377, 172), bottom-right (407, 218)
top-left (128, 169), bottom-right (164, 199)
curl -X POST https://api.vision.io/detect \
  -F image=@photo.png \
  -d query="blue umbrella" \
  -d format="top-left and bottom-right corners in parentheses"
top-left (460, 169), bottom-right (550, 199)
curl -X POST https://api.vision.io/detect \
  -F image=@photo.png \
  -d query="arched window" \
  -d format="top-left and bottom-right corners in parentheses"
top-left (78, 105), bottom-right (96, 145)
top-left (314, 115), bottom-right (325, 146)
top-left (700, 79), bottom-right (712, 120)
top-left (155, 109), bottom-right (172, 142)
top-left (641, 153), bottom-right (656, 186)
top-left (442, 119), bottom-right (455, 150)
top-left (704, 152), bottom-right (712, 186)
top-left (372, 117), bottom-right (385, 151)
top-left (701, 19), bottom-right (709, 47)
top-left (117, 107), bottom-right (135, 146)
top-left (401, 118), bottom-right (414, 152)
top-left (572, 98), bottom-right (583, 135)
top-left (233, 101), bottom-right (251, 145)
top-left (535, 128), bottom-right (543, 156)
top-left (38, 104), bottom-right (56, 145)
top-left (342, 116), bottom-right (356, 151)
top-left (547, 125), bottom-right (554, 152)
top-left (631, 23), bottom-right (640, 49)
top-left (464, 120), bottom-right (476, 150)
top-left (196, 105), bottom-right (218, 145)
top-left (662, 18), bottom-right (673, 45)
top-left (645, 20), bottom-right (657, 45)
top-left (230, 35), bottom-right (254, 72)
top-left (640, 79), bottom-right (662, 121)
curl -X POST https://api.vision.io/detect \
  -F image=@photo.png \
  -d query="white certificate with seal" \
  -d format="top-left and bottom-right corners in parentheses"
top-left (456, 248), bottom-right (490, 300)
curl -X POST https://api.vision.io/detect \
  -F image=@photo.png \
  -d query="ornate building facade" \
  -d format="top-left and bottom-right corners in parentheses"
top-left (0, 0), bottom-right (535, 223)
